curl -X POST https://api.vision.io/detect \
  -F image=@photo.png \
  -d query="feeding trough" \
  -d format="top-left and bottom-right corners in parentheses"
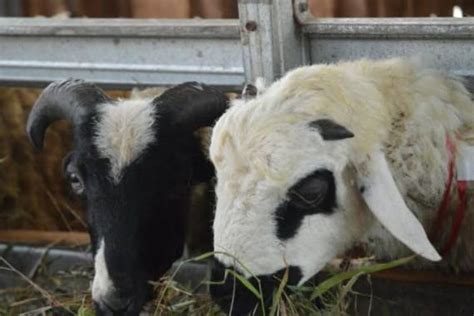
top-left (1, 232), bottom-right (474, 315)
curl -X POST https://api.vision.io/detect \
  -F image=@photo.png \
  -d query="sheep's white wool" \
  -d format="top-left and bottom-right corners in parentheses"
top-left (92, 239), bottom-right (114, 303)
top-left (94, 98), bottom-right (157, 183)
top-left (210, 58), bottom-right (474, 280)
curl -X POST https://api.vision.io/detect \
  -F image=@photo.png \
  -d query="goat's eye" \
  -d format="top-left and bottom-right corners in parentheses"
top-left (68, 173), bottom-right (84, 195)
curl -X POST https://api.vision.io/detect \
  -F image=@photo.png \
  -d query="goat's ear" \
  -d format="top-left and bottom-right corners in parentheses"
top-left (358, 150), bottom-right (441, 261)
top-left (310, 119), bottom-right (354, 141)
top-left (156, 82), bottom-right (228, 131)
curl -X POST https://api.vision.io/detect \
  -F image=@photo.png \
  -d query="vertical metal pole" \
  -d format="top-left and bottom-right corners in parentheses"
top-left (0, 0), bottom-right (23, 17)
top-left (238, 0), bottom-right (309, 85)
top-left (0, 0), bottom-right (8, 16)
top-left (10, 0), bottom-right (23, 16)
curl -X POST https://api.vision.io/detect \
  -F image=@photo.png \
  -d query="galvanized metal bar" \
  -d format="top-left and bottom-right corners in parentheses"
top-left (238, 0), bottom-right (308, 84)
top-left (304, 18), bottom-right (474, 77)
top-left (294, 3), bottom-right (474, 77)
top-left (0, 18), bottom-right (244, 88)
top-left (0, 18), bottom-right (241, 38)
top-left (302, 18), bottom-right (474, 39)
top-left (1, 5), bottom-right (474, 87)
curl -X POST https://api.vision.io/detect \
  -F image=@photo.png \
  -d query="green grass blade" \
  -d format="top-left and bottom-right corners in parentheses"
top-left (77, 306), bottom-right (95, 316)
top-left (310, 256), bottom-right (415, 301)
top-left (269, 267), bottom-right (289, 316)
top-left (189, 252), bottom-right (215, 262)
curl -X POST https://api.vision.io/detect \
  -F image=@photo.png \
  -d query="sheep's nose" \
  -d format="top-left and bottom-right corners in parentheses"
top-left (209, 258), bottom-right (264, 315)
top-left (209, 257), bottom-right (303, 315)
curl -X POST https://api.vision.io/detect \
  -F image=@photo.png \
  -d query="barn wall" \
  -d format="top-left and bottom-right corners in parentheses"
top-left (18, 0), bottom-right (472, 18)
top-left (308, 0), bottom-right (471, 17)
top-left (20, 0), bottom-right (238, 18)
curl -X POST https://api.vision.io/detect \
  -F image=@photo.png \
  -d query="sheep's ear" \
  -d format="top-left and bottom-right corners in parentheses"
top-left (358, 150), bottom-right (441, 261)
top-left (241, 77), bottom-right (267, 100)
top-left (241, 84), bottom-right (258, 100)
top-left (309, 119), bottom-right (354, 141)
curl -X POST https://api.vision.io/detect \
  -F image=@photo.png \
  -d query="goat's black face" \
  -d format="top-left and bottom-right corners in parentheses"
top-left (69, 115), bottom-right (202, 314)
top-left (26, 80), bottom-right (228, 315)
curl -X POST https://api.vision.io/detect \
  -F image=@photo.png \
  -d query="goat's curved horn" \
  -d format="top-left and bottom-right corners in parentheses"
top-left (26, 79), bottom-right (110, 150)
top-left (156, 82), bottom-right (229, 131)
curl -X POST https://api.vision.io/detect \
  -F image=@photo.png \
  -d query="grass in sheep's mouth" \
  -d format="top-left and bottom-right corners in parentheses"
top-left (0, 252), bottom-right (414, 316)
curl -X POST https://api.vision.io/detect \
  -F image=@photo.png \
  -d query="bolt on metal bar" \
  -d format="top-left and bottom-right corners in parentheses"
top-left (238, 0), bottom-right (309, 85)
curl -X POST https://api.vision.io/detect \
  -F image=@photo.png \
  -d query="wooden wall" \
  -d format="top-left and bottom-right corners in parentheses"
top-left (21, 0), bottom-right (238, 18)
top-left (20, 0), bottom-right (472, 18)
top-left (308, 0), bottom-right (472, 17)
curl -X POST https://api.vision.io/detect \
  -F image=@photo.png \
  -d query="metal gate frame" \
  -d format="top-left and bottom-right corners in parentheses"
top-left (0, 0), bottom-right (473, 88)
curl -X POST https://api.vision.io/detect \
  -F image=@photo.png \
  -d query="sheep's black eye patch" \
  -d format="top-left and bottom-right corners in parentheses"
top-left (275, 169), bottom-right (336, 240)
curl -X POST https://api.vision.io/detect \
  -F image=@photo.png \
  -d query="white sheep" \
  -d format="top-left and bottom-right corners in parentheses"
top-left (208, 58), bottom-right (474, 313)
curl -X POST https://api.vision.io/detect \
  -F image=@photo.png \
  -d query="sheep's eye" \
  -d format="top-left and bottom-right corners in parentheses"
top-left (68, 173), bottom-right (84, 195)
top-left (289, 174), bottom-right (328, 209)
top-left (276, 169), bottom-right (336, 240)
top-left (287, 169), bottom-right (336, 213)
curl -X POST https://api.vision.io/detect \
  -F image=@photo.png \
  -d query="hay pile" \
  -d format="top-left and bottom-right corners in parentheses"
top-left (0, 249), bottom-right (412, 315)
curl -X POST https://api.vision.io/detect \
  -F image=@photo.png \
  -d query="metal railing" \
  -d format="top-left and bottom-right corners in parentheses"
top-left (0, 0), bottom-right (473, 88)
top-left (0, 18), bottom-right (243, 88)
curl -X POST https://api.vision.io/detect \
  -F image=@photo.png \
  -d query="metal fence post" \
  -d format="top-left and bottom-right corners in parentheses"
top-left (238, 0), bottom-right (309, 85)
top-left (0, 0), bottom-right (22, 17)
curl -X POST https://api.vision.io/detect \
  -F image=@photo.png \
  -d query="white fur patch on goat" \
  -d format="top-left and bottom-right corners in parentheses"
top-left (94, 98), bottom-right (157, 183)
top-left (92, 239), bottom-right (114, 303)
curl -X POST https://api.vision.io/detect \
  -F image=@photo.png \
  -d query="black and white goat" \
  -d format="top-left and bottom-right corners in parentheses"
top-left (26, 79), bottom-right (228, 315)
